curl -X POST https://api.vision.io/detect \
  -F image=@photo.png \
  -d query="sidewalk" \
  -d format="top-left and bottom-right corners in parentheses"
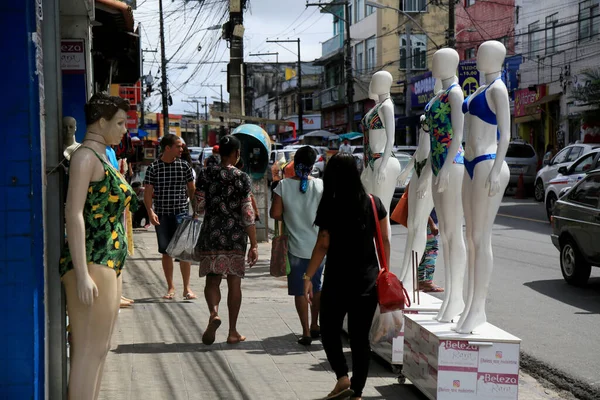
top-left (99, 228), bottom-right (565, 400)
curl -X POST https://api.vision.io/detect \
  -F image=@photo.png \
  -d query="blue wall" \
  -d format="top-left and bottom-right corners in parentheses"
top-left (63, 73), bottom-right (88, 142)
top-left (0, 1), bottom-right (46, 398)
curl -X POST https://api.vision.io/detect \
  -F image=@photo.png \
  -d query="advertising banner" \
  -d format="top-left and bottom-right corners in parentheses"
top-left (458, 61), bottom-right (480, 98)
top-left (411, 72), bottom-right (435, 108)
top-left (61, 39), bottom-right (86, 74)
top-left (514, 85), bottom-right (547, 117)
top-left (458, 55), bottom-right (522, 100)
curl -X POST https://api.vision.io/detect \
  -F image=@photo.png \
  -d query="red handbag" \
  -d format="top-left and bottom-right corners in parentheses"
top-left (370, 195), bottom-right (411, 313)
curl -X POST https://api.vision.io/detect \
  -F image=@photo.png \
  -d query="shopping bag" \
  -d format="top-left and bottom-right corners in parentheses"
top-left (369, 306), bottom-right (404, 346)
top-left (165, 216), bottom-right (202, 262)
top-left (390, 184), bottom-right (409, 227)
top-left (370, 195), bottom-right (411, 313)
top-left (270, 221), bottom-right (290, 277)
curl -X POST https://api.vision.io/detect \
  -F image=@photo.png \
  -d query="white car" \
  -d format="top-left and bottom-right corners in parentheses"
top-left (544, 148), bottom-right (600, 220)
top-left (535, 143), bottom-right (600, 202)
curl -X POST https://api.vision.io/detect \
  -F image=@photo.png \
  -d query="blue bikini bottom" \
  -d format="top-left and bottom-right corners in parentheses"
top-left (464, 154), bottom-right (496, 179)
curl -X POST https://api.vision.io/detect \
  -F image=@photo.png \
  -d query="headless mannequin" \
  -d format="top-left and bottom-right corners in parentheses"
top-left (425, 49), bottom-right (467, 323)
top-left (63, 104), bottom-right (128, 399)
top-left (361, 71), bottom-right (401, 214)
top-left (456, 41), bottom-right (510, 334)
top-left (396, 114), bottom-right (434, 292)
top-left (63, 116), bottom-right (80, 161)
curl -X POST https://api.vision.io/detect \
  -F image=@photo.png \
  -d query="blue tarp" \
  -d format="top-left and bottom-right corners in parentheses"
top-left (338, 132), bottom-right (363, 141)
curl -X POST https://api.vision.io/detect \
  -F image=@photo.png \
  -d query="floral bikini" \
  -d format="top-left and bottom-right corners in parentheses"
top-left (59, 146), bottom-right (137, 278)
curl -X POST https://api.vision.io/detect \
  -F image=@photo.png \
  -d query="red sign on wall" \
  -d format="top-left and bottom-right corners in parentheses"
top-left (126, 110), bottom-right (138, 130)
top-left (514, 85), bottom-right (547, 118)
top-left (119, 82), bottom-right (142, 105)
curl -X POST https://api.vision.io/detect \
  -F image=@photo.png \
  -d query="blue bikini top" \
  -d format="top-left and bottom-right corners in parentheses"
top-left (462, 77), bottom-right (501, 125)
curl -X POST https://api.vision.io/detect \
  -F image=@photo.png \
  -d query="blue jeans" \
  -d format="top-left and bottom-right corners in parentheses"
top-left (155, 212), bottom-right (188, 254)
top-left (287, 252), bottom-right (324, 296)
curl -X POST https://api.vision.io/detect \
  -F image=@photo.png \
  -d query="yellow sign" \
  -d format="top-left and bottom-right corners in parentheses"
top-left (285, 68), bottom-right (297, 81)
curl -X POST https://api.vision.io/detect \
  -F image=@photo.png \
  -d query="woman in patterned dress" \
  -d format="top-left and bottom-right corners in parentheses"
top-left (194, 135), bottom-right (258, 345)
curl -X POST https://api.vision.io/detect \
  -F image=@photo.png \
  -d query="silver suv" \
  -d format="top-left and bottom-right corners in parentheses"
top-left (505, 141), bottom-right (538, 191)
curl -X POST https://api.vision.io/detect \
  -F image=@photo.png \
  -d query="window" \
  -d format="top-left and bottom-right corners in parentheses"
top-left (357, 0), bottom-right (364, 21)
top-left (303, 94), bottom-right (314, 112)
top-left (567, 146), bottom-right (584, 161)
top-left (506, 143), bottom-right (536, 158)
top-left (528, 21), bottom-right (541, 55)
top-left (366, 36), bottom-right (376, 72)
top-left (366, 3), bottom-right (375, 16)
top-left (291, 95), bottom-right (296, 113)
top-left (465, 47), bottom-right (475, 59)
top-left (579, 0), bottom-right (600, 41)
top-left (571, 152), bottom-right (596, 173)
top-left (355, 42), bottom-right (364, 73)
top-left (348, 4), bottom-right (353, 25)
top-left (552, 148), bottom-right (571, 164)
top-left (403, 0), bottom-right (427, 12)
top-left (545, 13), bottom-right (558, 54)
top-left (568, 175), bottom-right (600, 208)
top-left (466, 0), bottom-right (476, 6)
top-left (400, 34), bottom-right (427, 70)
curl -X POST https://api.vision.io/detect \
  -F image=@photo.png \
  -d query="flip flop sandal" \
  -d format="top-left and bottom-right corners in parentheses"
top-left (162, 292), bottom-right (175, 300)
top-left (310, 329), bottom-right (321, 339)
top-left (183, 292), bottom-right (197, 300)
top-left (202, 317), bottom-right (222, 345)
top-left (323, 388), bottom-right (354, 400)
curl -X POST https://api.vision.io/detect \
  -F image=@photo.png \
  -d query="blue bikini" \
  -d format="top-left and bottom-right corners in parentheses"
top-left (462, 77), bottom-right (501, 179)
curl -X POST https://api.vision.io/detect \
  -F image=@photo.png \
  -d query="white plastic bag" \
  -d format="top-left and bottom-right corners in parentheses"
top-left (369, 305), bottom-right (404, 346)
top-left (166, 216), bottom-right (202, 262)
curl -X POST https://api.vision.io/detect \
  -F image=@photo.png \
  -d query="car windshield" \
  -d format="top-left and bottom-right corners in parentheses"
top-left (352, 146), bottom-right (363, 154)
top-left (506, 144), bottom-right (535, 158)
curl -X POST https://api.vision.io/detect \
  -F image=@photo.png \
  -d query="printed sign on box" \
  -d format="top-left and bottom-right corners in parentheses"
top-left (476, 373), bottom-right (519, 398)
top-left (439, 340), bottom-right (479, 368)
top-left (437, 370), bottom-right (477, 400)
top-left (478, 342), bottom-right (520, 374)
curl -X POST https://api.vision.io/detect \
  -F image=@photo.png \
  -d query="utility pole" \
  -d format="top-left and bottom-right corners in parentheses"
top-left (448, 0), bottom-right (456, 48)
top-left (227, 0), bottom-right (245, 116)
top-left (158, 0), bottom-right (169, 137)
top-left (405, 22), bottom-right (412, 144)
top-left (307, 1), bottom-right (353, 131)
top-left (140, 48), bottom-right (157, 130)
top-left (266, 39), bottom-right (303, 136)
top-left (183, 99), bottom-right (201, 145)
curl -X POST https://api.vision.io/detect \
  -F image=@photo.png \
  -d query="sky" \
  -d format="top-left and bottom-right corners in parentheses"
top-left (134, 0), bottom-right (333, 115)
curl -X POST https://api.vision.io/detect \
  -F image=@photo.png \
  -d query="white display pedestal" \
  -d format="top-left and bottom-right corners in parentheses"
top-left (343, 292), bottom-right (443, 371)
top-left (402, 313), bottom-right (521, 400)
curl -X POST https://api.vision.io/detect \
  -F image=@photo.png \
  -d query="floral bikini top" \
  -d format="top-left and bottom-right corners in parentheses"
top-left (59, 146), bottom-right (138, 278)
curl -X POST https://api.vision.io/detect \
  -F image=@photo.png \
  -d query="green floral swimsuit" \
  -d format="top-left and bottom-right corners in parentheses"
top-left (59, 146), bottom-right (137, 278)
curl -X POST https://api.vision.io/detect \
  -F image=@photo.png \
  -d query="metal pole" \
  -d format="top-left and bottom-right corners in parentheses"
top-left (204, 97), bottom-right (208, 122)
top-left (196, 101), bottom-right (200, 145)
top-left (405, 21), bottom-right (412, 145)
top-left (228, 0), bottom-right (244, 115)
top-left (159, 0), bottom-right (169, 137)
top-left (344, 0), bottom-right (354, 132)
top-left (297, 38), bottom-right (303, 136)
top-left (448, 0), bottom-right (456, 48)
top-left (220, 84), bottom-right (225, 137)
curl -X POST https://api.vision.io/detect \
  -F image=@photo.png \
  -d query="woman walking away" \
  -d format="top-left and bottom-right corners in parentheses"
top-left (194, 135), bottom-right (259, 345)
top-left (304, 153), bottom-right (390, 400)
top-left (270, 146), bottom-right (324, 346)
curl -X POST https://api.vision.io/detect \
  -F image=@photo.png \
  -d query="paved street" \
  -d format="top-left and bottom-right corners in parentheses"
top-left (394, 197), bottom-right (600, 400)
top-left (99, 209), bottom-right (572, 400)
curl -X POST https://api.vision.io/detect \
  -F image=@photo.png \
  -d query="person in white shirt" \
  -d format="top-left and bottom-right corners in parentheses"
top-left (339, 139), bottom-right (352, 154)
top-left (270, 146), bottom-right (324, 346)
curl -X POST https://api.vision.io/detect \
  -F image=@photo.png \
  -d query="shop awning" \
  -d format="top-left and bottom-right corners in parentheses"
top-left (338, 132), bottom-right (363, 141)
top-left (96, 0), bottom-right (134, 32)
top-left (525, 93), bottom-right (562, 110)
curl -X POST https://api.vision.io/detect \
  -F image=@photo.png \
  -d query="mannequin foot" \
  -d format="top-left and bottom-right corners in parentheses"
top-left (455, 310), bottom-right (487, 334)
top-left (202, 315), bottom-right (221, 345)
top-left (226, 331), bottom-right (246, 344)
top-left (120, 298), bottom-right (132, 308)
top-left (436, 297), bottom-right (465, 323)
top-left (324, 376), bottom-right (353, 399)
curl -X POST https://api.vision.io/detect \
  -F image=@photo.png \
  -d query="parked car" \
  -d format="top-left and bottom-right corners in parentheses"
top-left (199, 147), bottom-right (213, 165)
top-left (504, 141), bottom-right (538, 192)
top-left (551, 170), bottom-right (600, 286)
top-left (188, 146), bottom-right (202, 165)
top-left (393, 145), bottom-right (418, 156)
top-left (535, 143), bottom-right (600, 202)
top-left (545, 149), bottom-right (600, 220)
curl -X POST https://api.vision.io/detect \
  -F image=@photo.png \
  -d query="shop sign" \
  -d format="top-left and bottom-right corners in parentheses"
top-left (514, 85), bottom-right (547, 117)
top-left (411, 72), bottom-right (435, 108)
top-left (126, 110), bottom-right (138, 130)
top-left (61, 39), bottom-right (85, 74)
top-left (458, 61), bottom-right (479, 98)
top-left (119, 82), bottom-right (142, 105)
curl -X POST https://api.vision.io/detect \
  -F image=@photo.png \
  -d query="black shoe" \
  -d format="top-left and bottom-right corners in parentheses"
top-left (310, 329), bottom-right (321, 339)
top-left (298, 336), bottom-right (312, 346)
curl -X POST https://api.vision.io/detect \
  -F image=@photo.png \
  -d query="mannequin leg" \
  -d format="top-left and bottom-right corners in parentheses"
top-left (92, 274), bottom-right (122, 400)
top-left (369, 158), bottom-right (401, 215)
top-left (434, 166), bottom-right (466, 322)
top-left (456, 176), bottom-right (476, 332)
top-left (63, 265), bottom-right (119, 400)
top-left (456, 162), bottom-right (509, 333)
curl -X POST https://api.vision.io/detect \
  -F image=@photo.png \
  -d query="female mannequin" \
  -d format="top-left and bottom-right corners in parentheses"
top-left (396, 114), bottom-right (434, 292)
top-left (360, 71), bottom-right (401, 213)
top-left (59, 93), bottom-right (135, 399)
top-left (425, 48), bottom-right (467, 323)
top-left (63, 116), bottom-right (80, 161)
top-left (456, 41), bottom-right (510, 334)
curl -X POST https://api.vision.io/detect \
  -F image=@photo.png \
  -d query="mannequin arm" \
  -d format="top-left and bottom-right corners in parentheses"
top-left (487, 84), bottom-right (511, 196)
top-left (65, 150), bottom-right (99, 305)
top-left (398, 157), bottom-right (414, 184)
top-left (417, 158), bottom-right (433, 199)
top-left (377, 103), bottom-right (396, 183)
top-left (436, 86), bottom-right (464, 192)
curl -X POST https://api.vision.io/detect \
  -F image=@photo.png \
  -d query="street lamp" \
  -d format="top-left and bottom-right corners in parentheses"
top-left (456, 27), bottom-right (477, 36)
top-left (365, 0), bottom-right (440, 48)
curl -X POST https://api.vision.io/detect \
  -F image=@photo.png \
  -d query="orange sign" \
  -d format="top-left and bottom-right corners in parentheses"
top-left (514, 85), bottom-right (547, 117)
